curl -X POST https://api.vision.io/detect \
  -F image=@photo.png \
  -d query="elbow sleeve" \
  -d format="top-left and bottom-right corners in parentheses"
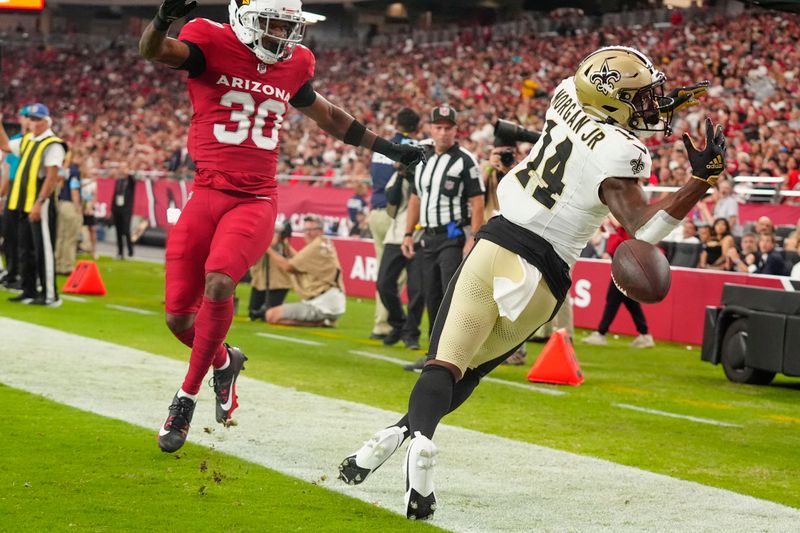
top-left (634, 210), bottom-right (681, 244)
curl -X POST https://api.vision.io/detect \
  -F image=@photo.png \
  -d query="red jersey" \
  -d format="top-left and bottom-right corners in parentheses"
top-left (605, 226), bottom-right (631, 257)
top-left (178, 18), bottom-right (315, 195)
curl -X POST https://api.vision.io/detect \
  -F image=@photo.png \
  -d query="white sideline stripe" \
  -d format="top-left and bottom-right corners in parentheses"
top-left (482, 376), bottom-right (566, 396)
top-left (256, 332), bottom-right (325, 346)
top-left (60, 295), bottom-right (88, 303)
top-left (349, 350), bottom-right (566, 397)
top-left (105, 304), bottom-right (157, 315)
top-left (349, 349), bottom-right (409, 365)
top-left (1, 318), bottom-right (798, 532)
top-left (613, 403), bottom-right (743, 428)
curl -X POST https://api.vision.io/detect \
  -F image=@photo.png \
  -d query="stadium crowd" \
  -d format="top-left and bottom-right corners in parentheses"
top-left (1, 8), bottom-right (799, 276)
top-left (1, 10), bottom-right (798, 189)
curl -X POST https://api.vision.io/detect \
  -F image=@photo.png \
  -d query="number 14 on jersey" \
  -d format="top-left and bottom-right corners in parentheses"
top-left (515, 119), bottom-right (573, 209)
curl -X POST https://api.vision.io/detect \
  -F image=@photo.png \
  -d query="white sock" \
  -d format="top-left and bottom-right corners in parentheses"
top-left (215, 352), bottom-right (231, 371)
top-left (177, 389), bottom-right (198, 402)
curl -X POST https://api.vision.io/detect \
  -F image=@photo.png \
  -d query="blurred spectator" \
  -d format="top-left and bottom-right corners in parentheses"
top-left (80, 176), bottom-right (98, 259)
top-left (346, 179), bottom-right (369, 230)
top-left (727, 232), bottom-right (759, 273)
top-left (712, 179), bottom-right (740, 235)
top-left (111, 166), bottom-right (135, 260)
top-left (753, 215), bottom-right (775, 236)
top-left (349, 209), bottom-right (372, 239)
top-left (55, 150), bottom-right (83, 274)
top-left (699, 218), bottom-right (736, 270)
top-left (664, 219), bottom-right (700, 244)
top-left (791, 261), bottom-right (800, 280)
top-left (783, 217), bottom-right (800, 252)
top-left (751, 233), bottom-right (788, 276)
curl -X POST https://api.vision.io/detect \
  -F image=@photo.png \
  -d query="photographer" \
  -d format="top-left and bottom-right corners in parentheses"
top-left (248, 220), bottom-right (294, 321)
top-left (484, 120), bottom-right (540, 222)
top-left (265, 215), bottom-right (346, 327)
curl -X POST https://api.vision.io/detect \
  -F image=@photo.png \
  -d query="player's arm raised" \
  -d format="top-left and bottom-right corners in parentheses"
top-left (294, 91), bottom-right (426, 168)
top-left (600, 118), bottom-right (726, 244)
top-left (139, 0), bottom-right (196, 66)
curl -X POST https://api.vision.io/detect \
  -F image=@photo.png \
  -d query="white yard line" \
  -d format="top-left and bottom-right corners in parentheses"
top-left (613, 403), bottom-right (743, 428)
top-left (60, 295), bottom-right (88, 303)
top-left (349, 349), bottom-right (410, 365)
top-left (349, 350), bottom-right (566, 396)
top-left (481, 375), bottom-right (567, 396)
top-left (256, 332), bottom-right (325, 346)
top-left (1, 318), bottom-right (797, 532)
top-left (105, 304), bottom-right (157, 315)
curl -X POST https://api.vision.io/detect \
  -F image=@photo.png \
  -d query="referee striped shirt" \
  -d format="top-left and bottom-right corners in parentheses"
top-left (412, 142), bottom-right (485, 229)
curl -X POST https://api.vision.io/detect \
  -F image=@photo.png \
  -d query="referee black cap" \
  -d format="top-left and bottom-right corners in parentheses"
top-left (430, 104), bottom-right (457, 125)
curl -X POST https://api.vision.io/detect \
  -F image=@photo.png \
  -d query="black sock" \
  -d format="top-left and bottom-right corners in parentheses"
top-left (407, 365), bottom-right (454, 440)
top-left (395, 366), bottom-right (483, 440)
top-left (393, 415), bottom-right (410, 438)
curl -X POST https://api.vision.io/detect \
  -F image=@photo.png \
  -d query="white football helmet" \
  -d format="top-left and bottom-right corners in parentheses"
top-left (229, 0), bottom-right (306, 64)
top-left (574, 46), bottom-right (672, 136)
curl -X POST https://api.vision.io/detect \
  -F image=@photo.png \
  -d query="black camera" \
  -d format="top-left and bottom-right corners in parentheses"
top-left (494, 119), bottom-right (541, 147)
top-left (499, 150), bottom-right (516, 168)
top-left (279, 220), bottom-right (293, 240)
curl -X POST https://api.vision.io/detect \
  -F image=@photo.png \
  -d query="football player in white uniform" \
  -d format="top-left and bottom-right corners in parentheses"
top-left (338, 46), bottom-right (724, 520)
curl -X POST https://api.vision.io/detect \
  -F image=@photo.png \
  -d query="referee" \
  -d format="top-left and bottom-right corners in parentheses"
top-left (401, 104), bottom-right (484, 331)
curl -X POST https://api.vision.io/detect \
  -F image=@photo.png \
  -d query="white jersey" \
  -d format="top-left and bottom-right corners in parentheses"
top-left (497, 77), bottom-right (651, 266)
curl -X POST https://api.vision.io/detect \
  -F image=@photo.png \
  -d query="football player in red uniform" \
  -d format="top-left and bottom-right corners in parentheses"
top-left (140, 0), bottom-right (424, 453)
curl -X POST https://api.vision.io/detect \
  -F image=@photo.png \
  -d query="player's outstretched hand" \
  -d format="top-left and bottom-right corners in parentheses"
top-left (660, 81), bottom-right (709, 116)
top-left (683, 117), bottom-right (726, 186)
top-left (393, 143), bottom-right (427, 168)
top-left (155, 0), bottom-right (198, 30)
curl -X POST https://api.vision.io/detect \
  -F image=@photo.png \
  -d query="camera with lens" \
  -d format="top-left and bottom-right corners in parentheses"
top-left (499, 150), bottom-right (516, 168)
top-left (493, 119), bottom-right (541, 172)
top-left (494, 119), bottom-right (541, 147)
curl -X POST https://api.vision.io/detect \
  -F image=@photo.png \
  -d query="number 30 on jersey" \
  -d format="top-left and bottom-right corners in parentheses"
top-left (213, 90), bottom-right (286, 150)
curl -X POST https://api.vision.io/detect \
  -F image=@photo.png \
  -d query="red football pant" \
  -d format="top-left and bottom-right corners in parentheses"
top-left (165, 187), bottom-right (277, 394)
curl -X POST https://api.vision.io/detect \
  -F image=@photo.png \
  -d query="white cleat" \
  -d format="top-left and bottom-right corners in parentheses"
top-left (583, 331), bottom-right (608, 346)
top-left (630, 334), bottom-right (655, 348)
top-left (404, 432), bottom-right (438, 520)
top-left (338, 425), bottom-right (407, 485)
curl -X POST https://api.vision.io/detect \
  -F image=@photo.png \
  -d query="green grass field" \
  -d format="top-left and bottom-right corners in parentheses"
top-left (1, 256), bottom-right (799, 530)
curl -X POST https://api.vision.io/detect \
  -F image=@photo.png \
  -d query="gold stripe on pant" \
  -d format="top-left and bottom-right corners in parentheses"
top-left (434, 239), bottom-right (558, 374)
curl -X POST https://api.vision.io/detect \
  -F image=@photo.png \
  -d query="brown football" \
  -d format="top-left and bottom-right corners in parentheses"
top-left (611, 240), bottom-right (672, 304)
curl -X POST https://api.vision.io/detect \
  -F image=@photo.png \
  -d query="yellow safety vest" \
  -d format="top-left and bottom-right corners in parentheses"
top-left (8, 133), bottom-right (65, 213)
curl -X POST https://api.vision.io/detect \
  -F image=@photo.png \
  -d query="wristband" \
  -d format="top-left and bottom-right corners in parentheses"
top-left (153, 13), bottom-right (172, 32)
top-left (404, 232), bottom-right (413, 238)
top-left (371, 136), bottom-right (393, 156)
top-left (343, 120), bottom-right (367, 147)
top-left (691, 175), bottom-right (719, 187)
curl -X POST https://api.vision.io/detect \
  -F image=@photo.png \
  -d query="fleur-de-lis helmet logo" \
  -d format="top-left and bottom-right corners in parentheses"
top-left (589, 59), bottom-right (621, 96)
top-left (630, 154), bottom-right (645, 174)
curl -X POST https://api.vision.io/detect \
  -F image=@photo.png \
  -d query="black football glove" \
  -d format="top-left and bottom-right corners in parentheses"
top-left (660, 81), bottom-right (710, 117)
top-left (683, 118), bottom-right (726, 186)
top-left (154, 0), bottom-right (198, 31)
top-left (373, 138), bottom-right (427, 169)
top-left (394, 143), bottom-right (427, 168)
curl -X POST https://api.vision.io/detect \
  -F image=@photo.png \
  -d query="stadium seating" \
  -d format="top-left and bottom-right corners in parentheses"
top-left (671, 243), bottom-right (702, 268)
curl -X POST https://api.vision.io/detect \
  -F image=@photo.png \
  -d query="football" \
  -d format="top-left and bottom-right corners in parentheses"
top-left (611, 240), bottom-right (672, 304)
